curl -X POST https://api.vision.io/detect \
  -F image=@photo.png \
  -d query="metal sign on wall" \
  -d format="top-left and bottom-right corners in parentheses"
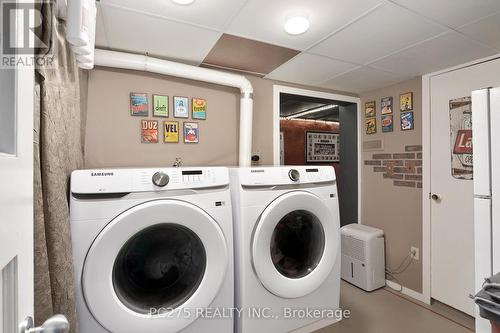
top-left (449, 97), bottom-right (473, 180)
top-left (305, 131), bottom-right (340, 163)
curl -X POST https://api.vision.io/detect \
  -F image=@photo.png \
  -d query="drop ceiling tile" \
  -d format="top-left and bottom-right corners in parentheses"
top-left (309, 3), bottom-right (446, 65)
top-left (202, 34), bottom-right (300, 75)
top-left (95, 4), bottom-right (109, 48)
top-left (99, 0), bottom-right (247, 30)
top-left (370, 32), bottom-right (498, 76)
top-left (265, 53), bottom-right (358, 86)
top-left (391, 0), bottom-right (500, 29)
top-left (226, 0), bottom-right (383, 51)
top-left (100, 6), bottom-right (222, 65)
top-left (320, 66), bottom-right (413, 93)
top-left (458, 12), bottom-right (500, 50)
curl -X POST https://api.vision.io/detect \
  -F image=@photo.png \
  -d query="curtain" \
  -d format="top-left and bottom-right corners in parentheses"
top-left (34, 2), bottom-right (88, 332)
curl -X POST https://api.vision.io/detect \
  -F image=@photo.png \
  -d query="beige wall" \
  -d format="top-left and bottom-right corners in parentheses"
top-left (360, 77), bottom-right (423, 292)
top-left (85, 67), bottom-right (354, 168)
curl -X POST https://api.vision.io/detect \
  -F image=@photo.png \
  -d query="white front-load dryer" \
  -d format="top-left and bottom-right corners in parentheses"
top-left (230, 166), bottom-right (341, 333)
top-left (70, 167), bottom-right (233, 333)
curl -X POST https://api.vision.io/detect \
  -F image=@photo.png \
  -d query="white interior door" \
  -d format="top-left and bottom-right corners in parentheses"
top-left (430, 57), bottom-right (500, 316)
top-left (0, 0), bottom-right (35, 330)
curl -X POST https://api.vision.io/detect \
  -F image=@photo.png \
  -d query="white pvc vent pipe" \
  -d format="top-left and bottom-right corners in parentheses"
top-left (94, 49), bottom-right (254, 167)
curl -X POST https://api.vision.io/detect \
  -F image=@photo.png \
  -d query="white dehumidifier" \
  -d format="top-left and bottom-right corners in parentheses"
top-left (341, 224), bottom-right (385, 291)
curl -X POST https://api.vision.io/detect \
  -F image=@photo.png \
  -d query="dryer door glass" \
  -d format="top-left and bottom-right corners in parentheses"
top-left (252, 190), bottom-right (339, 298)
top-left (112, 223), bottom-right (206, 314)
top-left (270, 210), bottom-right (325, 279)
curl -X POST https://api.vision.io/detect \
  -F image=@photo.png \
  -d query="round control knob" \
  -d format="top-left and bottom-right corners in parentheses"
top-left (288, 169), bottom-right (300, 182)
top-left (152, 171), bottom-right (169, 187)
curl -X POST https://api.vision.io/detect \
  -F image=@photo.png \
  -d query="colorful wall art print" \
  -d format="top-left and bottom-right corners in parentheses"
top-left (381, 96), bottom-right (393, 114)
top-left (184, 122), bottom-right (199, 143)
top-left (381, 115), bottom-right (393, 133)
top-left (449, 96), bottom-right (473, 180)
top-left (152, 94), bottom-right (168, 117)
top-left (365, 101), bottom-right (376, 118)
top-left (400, 92), bottom-right (413, 111)
top-left (141, 120), bottom-right (158, 143)
top-left (192, 98), bottom-right (207, 120)
top-left (130, 93), bottom-right (148, 116)
top-left (174, 96), bottom-right (189, 118)
top-left (366, 118), bottom-right (377, 134)
top-left (164, 121), bottom-right (179, 143)
top-left (400, 111), bottom-right (414, 131)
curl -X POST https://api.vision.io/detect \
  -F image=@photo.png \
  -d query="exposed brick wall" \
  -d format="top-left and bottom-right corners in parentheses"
top-left (280, 119), bottom-right (340, 179)
top-left (364, 145), bottom-right (422, 188)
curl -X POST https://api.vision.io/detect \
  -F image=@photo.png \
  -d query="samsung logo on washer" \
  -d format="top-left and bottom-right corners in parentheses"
top-left (250, 170), bottom-right (265, 173)
top-left (91, 172), bottom-right (114, 177)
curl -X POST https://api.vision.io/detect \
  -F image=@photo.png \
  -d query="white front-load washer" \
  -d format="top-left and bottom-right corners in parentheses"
top-left (230, 166), bottom-right (341, 333)
top-left (70, 167), bottom-right (233, 333)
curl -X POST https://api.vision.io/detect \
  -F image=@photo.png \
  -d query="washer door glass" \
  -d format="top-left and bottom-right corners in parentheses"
top-left (82, 199), bottom-right (228, 333)
top-left (113, 224), bottom-right (206, 314)
top-left (252, 191), bottom-right (339, 299)
top-left (270, 210), bottom-right (325, 279)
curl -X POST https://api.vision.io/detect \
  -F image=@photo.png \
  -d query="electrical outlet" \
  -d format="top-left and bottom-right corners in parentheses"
top-left (411, 246), bottom-right (419, 261)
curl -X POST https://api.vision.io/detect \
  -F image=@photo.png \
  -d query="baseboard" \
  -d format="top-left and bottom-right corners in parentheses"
top-left (290, 317), bottom-right (341, 333)
top-left (386, 279), bottom-right (429, 304)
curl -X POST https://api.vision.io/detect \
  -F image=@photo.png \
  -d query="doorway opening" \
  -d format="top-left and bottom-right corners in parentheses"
top-left (272, 86), bottom-right (361, 227)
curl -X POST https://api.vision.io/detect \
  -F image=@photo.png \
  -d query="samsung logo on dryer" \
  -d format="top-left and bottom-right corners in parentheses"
top-left (250, 170), bottom-right (265, 173)
top-left (90, 172), bottom-right (114, 177)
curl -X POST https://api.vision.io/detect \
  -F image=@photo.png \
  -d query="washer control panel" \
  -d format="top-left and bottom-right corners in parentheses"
top-left (71, 167), bottom-right (229, 194)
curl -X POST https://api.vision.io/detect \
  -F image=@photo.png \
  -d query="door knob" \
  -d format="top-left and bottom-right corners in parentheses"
top-left (431, 193), bottom-right (441, 201)
top-left (19, 315), bottom-right (69, 333)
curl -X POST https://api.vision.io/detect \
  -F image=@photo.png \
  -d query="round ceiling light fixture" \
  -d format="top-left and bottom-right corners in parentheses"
top-left (171, 0), bottom-right (195, 5)
top-left (284, 15), bottom-right (310, 35)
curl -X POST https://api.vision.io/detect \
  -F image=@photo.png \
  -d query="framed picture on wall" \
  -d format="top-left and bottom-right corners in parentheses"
top-left (400, 111), bottom-right (414, 131)
top-left (152, 94), bottom-right (168, 117)
top-left (192, 98), bottom-right (207, 120)
top-left (130, 92), bottom-right (148, 116)
top-left (366, 118), bottom-right (377, 134)
top-left (164, 121), bottom-right (179, 143)
top-left (400, 92), bottom-right (413, 111)
top-left (381, 96), bottom-right (393, 114)
top-left (381, 115), bottom-right (393, 133)
top-left (365, 101), bottom-right (376, 117)
top-left (184, 122), bottom-right (199, 143)
top-left (173, 96), bottom-right (189, 118)
top-left (140, 119), bottom-right (158, 143)
top-left (305, 131), bottom-right (340, 163)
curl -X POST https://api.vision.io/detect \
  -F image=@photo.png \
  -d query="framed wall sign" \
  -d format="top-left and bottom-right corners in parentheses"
top-left (140, 119), bottom-right (158, 143)
top-left (152, 94), bottom-right (168, 117)
top-left (130, 92), bottom-right (148, 116)
top-left (381, 115), bottom-right (393, 133)
top-left (183, 122), bottom-right (199, 143)
top-left (192, 98), bottom-right (207, 120)
top-left (400, 92), bottom-right (413, 111)
top-left (366, 118), bottom-right (377, 134)
top-left (365, 101), bottom-right (376, 117)
top-left (305, 131), bottom-right (340, 163)
top-left (173, 96), bottom-right (189, 118)
top-left (381, 96), bottom-right (393, 114)
top-left (449, 97), bottom-right (472, 179)
top-left (164, 121), bottom-right (179, 143)
top-left (400, 111), bottom-right (414, 131)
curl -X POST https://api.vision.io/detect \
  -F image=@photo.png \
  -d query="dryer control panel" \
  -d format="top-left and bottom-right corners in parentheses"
top-left (233, 166), bottom-right (336, 187)
top-left (71, 167), bottom-right (229, 194)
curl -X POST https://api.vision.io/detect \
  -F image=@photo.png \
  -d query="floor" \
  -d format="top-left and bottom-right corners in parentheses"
top-left (315, 281), bottom-right (474, 333)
